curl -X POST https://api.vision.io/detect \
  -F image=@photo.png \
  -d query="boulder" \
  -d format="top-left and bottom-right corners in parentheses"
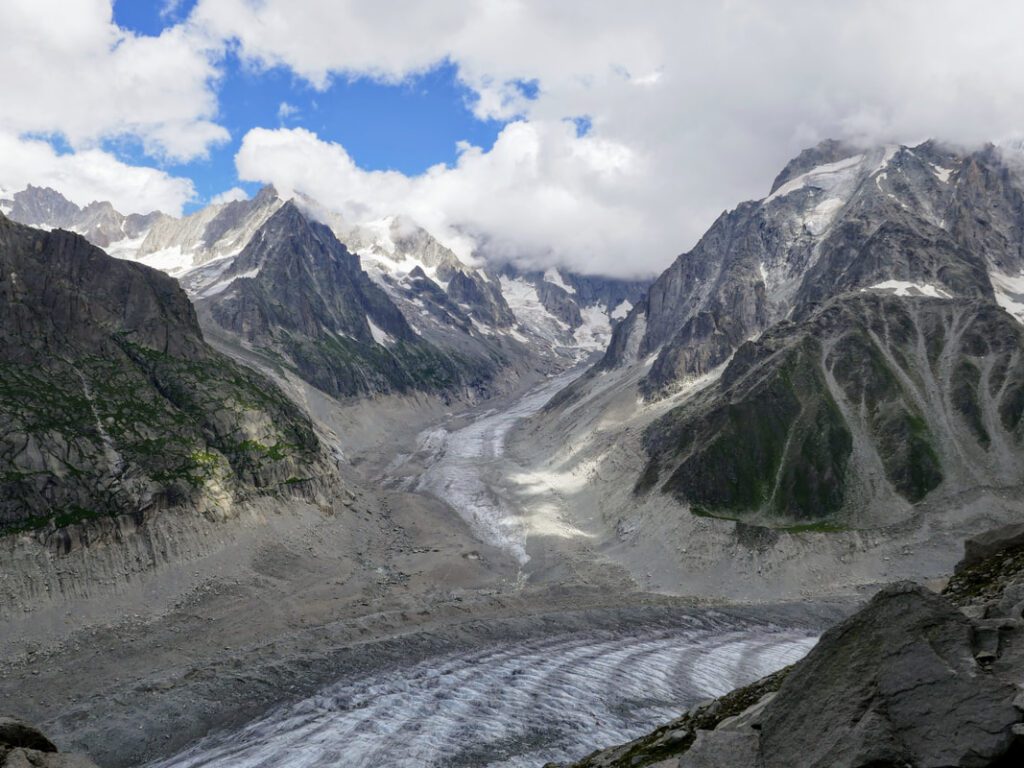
top-left (958, 523), bottom-right (1024, 572)
top-left (0, 717), bottom-right (56, 752)
top-left (0, 717), bottom-right (98, 768)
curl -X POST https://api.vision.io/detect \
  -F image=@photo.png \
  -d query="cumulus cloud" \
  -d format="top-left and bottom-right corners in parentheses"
top-left (236, 123), bottom-right (652, 276)
top-left (199, 0), bottom-right (1024, 276)
top-left (277, 102), bottom-right (300, 121)
top-left (0, 132), bottom-right (195, 215)
top-left (0, 0), bottom-right (224, 219)
top-left (209, 186), bottom-right (249, 205)
top-left (0, 0), bottom-right (226, 161)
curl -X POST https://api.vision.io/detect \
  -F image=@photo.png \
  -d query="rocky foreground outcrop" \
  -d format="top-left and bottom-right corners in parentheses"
top-left (0, 717), bottom-right (97, 767)
top-left (554, 525), bottom-right (1024, 767)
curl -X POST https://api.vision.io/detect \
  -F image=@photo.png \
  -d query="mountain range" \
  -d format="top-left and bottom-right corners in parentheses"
top-left (2, 183), bottom-right (647, 404)
top-left (539, 140), bottom-right (1024, 540)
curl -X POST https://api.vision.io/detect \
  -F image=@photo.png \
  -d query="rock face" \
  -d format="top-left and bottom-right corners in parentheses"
top-left (0, 212), bottom-right (331, 534)
top-left (639, 294), bottom-right (1024, 524)
top-left (557, 139), bottom-right (1024, 528)
top-left (188, 201), bottom-right (508, 399)
top-left (1, 184), bottom-right (284, 273)
top-left (559, 529), bottom-right (1024, 768)
top-left (134, 184), bottom-right (284, 270)
top-left (602, 141), bottom-right (1021, 394)
top-left (333, 213), bottom-right (646, 363)
top-left (0, 717), bottom-right (97, 767)
top-left (758, 584), bottom-right (1020, 768)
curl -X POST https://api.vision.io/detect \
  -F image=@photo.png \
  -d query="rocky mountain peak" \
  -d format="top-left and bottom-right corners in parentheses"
top-left (601, 138), bottom-right (1024, 397)
top-left (533, 138), bottom-right (1024, 539)
top-left (769, 138), bottom-right (863, 194)
top-left (253, 183), bottom-right (280, 203)
top-left (6, 185), bottom-right (81, 227)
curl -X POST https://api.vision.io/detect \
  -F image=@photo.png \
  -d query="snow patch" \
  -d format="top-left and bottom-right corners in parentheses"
top-left (573, 304), bottom-right (613, 351)
top-left (877, 144), bottom-right (899, 171)
top-left (990, 270), bottom-right (1024, 324)
top-left (499, 276), bottom-right (570, 343)
top-left (862, 280), bottom-right (953, 299)
top-left (505, 326), bottom-right (531, 344)
top-left (201, 266), bottom-right (262, 298)
top-left (611, 299), bottom-right (633, 320)
top-left (544, 267), bottom-right (575, 294)
top-left (135, 246), bottom-right (193, 276)
top-left (932, 164), bottom-right (953, 183)
top-left (368, 317), bottom-right (396, 346)
top-left (803, 196), bottom-right (845, 236)
top-left (103, 233), bottom-right (150, 261)
top-left (360, 248), bottom-right (448, 291)
top-left (765, 154), bottom-right (865, 203)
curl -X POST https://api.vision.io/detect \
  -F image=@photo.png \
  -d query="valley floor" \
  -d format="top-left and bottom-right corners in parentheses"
top-left (0, 369), bottom-right (849, 767)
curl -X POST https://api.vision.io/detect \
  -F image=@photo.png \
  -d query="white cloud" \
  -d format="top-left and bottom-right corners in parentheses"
top-left (277, 102), bottom-right (299, 121)
top-left (0, 0), bottom-right (226, 162)
top-left (209, 186), bottom-right (249, 205)
top-left (198, 0), bottom-right (1024, 276)
top-left (160, 0), bottom-right (186, 20)
top-left (192, 0), bottom-right (476, 88)
top-left (0, 1), bottom-right (221, 221)
top-left (236, 123), bottom-right (653, 276)
top-left (0, 132), bottom-right (194, 215)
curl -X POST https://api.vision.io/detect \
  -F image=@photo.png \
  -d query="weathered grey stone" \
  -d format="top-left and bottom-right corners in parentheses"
top-left (760, 583), bottom-right (1021, 768)
top-left (0, 717), bottom-right (98, 767)
top-left (959, 524), bottom-right (1024, 572)
top-left (677, 730), bottom-right (758, 768)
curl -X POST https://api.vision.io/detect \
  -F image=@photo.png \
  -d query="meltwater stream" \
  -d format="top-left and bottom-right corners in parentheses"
top-left (149, 617), bottom-right (817, 768)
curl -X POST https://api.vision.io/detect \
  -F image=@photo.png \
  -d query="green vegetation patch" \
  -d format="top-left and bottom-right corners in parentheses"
top-left (652, 338), bottom-right (852, 522)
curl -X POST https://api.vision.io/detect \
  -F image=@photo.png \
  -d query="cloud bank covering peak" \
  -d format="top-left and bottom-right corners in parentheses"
top-left (3, 1), bottom-right (1024, 275)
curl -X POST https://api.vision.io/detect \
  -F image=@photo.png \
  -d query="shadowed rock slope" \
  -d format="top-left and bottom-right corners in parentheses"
top-left (0, 213), bottom-right (333, 536)
top-left (554, 525), bottom-right (1024, 768)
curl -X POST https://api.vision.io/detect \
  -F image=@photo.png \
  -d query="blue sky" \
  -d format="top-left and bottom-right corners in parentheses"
top-left (113, 1), bottom-right (505, 211)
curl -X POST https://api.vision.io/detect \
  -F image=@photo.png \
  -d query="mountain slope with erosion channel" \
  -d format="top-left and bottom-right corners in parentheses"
top-left (516, 140), bottom-right (1024, 599)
